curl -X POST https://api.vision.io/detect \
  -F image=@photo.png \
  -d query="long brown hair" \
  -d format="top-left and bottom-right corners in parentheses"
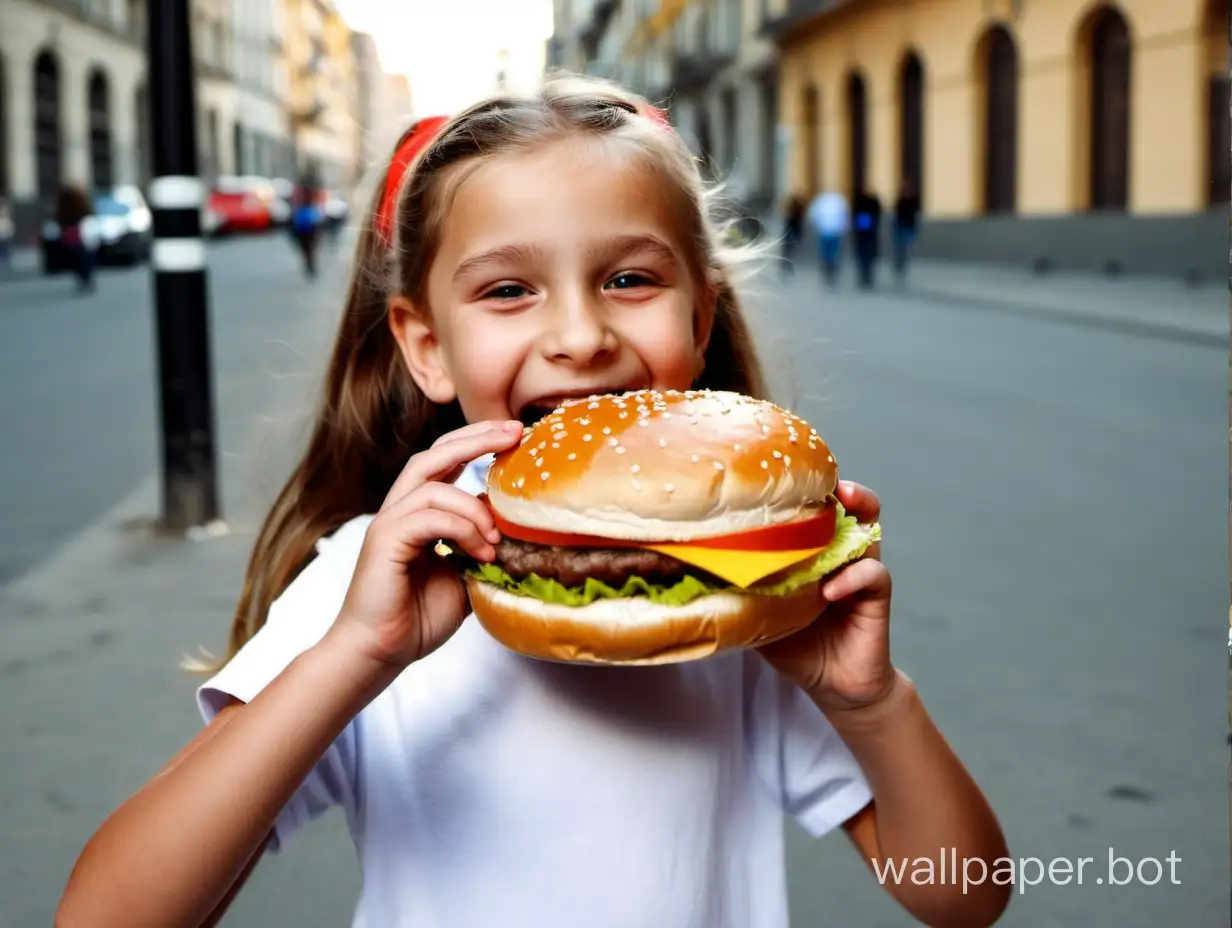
top-left (198, 74), bottom-right (770, 670)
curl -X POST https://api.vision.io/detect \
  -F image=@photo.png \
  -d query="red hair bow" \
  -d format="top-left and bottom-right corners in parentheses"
top-left (375, 115), bottom-right (450, 246)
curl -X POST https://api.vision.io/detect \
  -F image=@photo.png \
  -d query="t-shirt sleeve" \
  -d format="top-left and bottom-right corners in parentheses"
top-left (195, 518), bottom-right (372, 853)
top-left (745, 655), bottom-right (874, 838)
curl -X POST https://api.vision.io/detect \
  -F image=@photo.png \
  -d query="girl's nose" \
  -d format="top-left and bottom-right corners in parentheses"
top-left (540, 296), bottom-right (619, 367)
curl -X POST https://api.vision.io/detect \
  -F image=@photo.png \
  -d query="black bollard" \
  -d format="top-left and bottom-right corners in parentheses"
top-left (145, 0), bottom-right (220, 531)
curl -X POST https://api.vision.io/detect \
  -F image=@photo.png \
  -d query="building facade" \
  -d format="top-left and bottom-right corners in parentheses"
top-left (766, 0), bottom-right (1228, 277)
top-left (0, 0), bottom-right (147, 239)
top-left (281, 0), bottom-right (360, 188)
top-left (229, 0), bottom-right (291, 179)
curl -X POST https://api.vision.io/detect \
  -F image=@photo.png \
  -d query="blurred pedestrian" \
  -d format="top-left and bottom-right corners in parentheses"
top-left (807, 188), bottom-right (848, 288)
top-left (55, 184), bottom-right (98, 294)
top-left (0, 197), bottom-right (13, 270)
top-left (780, 193), bottom-right (807, 278)
top-left (892, 181), bottom-right (921, 284)
top-left (851, 187), bottom-right (882, 290)
top-left (289, 170), bottom-right (324, 279)
top-left (58, 81), bottom-right (1008, 928)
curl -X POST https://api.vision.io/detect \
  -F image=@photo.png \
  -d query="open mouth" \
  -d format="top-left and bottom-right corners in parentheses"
top-left (516, 388), bottom-right (646, 428)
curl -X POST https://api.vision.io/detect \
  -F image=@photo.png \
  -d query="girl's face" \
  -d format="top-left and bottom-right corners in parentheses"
top-left (390, 137), bottom-right (715, 426)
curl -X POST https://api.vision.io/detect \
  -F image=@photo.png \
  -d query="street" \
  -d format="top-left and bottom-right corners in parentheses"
top-left (0, 237), bottom-right (1227, 926)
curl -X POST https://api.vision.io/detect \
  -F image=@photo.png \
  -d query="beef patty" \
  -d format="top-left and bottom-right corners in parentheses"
top-left (494, 537), bottom-right (719, 588)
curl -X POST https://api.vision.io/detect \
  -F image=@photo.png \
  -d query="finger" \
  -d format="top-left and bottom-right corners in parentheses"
top-left (383, 421), bottom-right (522, 509)
top-left (430, 418), bottom-right (520, 449)
top-left (387, 482), bottom-right (501, 545)
top-left (380, 508), bottom-right (497, 563)
top-left (822, 557), bottom-right (890, 602)
top-left (836, 480), bottom-right (881, 523)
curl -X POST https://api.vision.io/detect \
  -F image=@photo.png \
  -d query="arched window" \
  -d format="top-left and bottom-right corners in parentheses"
top-left (845, 70), bottom-right (868, 198)
top-left (33, 50), bottom-right (62, 211)
top-left (981, 25), bottom-right (1018, 213)
top-left (801, 82), bottom-right (820, 195)
top-left (1086, 6), bottom-right (1131, 210)
top-left (88, 69), bottom-right (113, 190)
top-left (898, 51), bottom-right (925, 202)
top-left (1206, 0), bottom-right (1229, 206)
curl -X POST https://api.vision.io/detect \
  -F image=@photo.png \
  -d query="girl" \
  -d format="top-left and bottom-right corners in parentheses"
top-left (59, 77), bottom-right (1009, 927)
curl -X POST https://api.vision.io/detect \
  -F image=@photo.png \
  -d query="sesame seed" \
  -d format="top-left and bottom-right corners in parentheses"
top-left (631, 464), bottom-right (641, 474)
top-left (761, 425), bottom-right (771, 435)
top-left (664, 483), bottom-right (674, 493)
top-left (783, 455), bottom-right (791, 466)
top-left (637, 419), bottom-right (648, 427)
top-left (579, 418), bottom-right (590, 426)
top-left (535, 457), bottom-right (544, 468)
top-left (615, 446), bottom-right (626, 455)
top-left (602, 427), bottom-right (612, 435)
top-left (541, 472), bottom-right (550, 481)
top-left (691, 454), bottom-right (700, 463)
top-left (557, 431), bottom-right (568, 439)
top-left (632, 478), bottom-right (641, 490)
top-left (588, 402), bottom-right (599, 409)
top-left (761, 460), bottom-right (769, 469)
top-left (552, 442), bottom-right (560, 448)
top-left (772, 450), bottom-right (782, 458)
top-left (827, 455), bottom-right (834, 462)
top-left (619, 412), bottom-right (628, 419)
top-left (529, 447), bottom-right (539, 457)
top-left (583, 434), bottom-right (593, 442)
top-left (609, 437), bottom-right (619, 447)
top-left (734, 443), bottom-right (742, 451)
top-left (713, 461), bottom-right (724, 471)
top-left (658, 439), bottom-right (668, 448)
top-left (567, 452), bottom-right (577, 460)
top-left (515, 477), bottom-right (525, 489)
top-left (662, 412), bottom-right (671, 419)
top-left (538, 441), bottom-right (547, 449)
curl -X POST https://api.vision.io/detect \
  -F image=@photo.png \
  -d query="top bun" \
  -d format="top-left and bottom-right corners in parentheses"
top-left (487, 390), bottom-right (838, 542)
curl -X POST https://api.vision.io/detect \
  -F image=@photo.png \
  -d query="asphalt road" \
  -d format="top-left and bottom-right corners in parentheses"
top-left (0, 239), bottom-right (1226, 926)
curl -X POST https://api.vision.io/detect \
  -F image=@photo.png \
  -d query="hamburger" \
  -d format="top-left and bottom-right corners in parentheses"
top-left (455, 389), bottom-right (880, 665)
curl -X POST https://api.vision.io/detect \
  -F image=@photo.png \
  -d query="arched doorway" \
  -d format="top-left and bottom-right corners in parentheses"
top-left (1206, 0), bottom-right (1229, 205)
top-left (980, 25), bottom-right (1018, 213)
top-left (0, 53), bottom-right (9, 197)
top-left (898, 51), bottom-right (925, 203)
top-left (135, 83), bottom-right (150, 186)
top-left (801, 82), bottom-right (820, 195)
top-left (1086, 6), bottom-right (1131, 210)
top-left (845, 70), bottom-right (868, 199)
top-left (88, 69), bottom-right (113, 190)
top-left (33, 49), bottom-right (62, 213)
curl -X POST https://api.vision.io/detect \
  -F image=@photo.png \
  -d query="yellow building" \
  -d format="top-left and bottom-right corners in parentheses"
top-left (281, 0), bottom-right (360, 187)
top-left (769, 0), bottom-right (1228, 276)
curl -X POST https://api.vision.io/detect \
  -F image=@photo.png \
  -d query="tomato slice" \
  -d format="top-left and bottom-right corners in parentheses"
top-left (485, 498), bottom-right (836, 552)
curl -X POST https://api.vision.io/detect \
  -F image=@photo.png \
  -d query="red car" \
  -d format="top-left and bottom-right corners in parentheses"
top-left (207, 176), bottom-right (279, 234)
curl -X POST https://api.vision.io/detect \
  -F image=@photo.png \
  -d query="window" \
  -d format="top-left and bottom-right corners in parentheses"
top-left (87, 69), bottom-right (113, 189)
top-left (1086, 6), bottom-right (1131, 210)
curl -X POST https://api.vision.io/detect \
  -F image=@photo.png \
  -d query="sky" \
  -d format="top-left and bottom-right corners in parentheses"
top-left (335, 0), bottom-right (556, 117)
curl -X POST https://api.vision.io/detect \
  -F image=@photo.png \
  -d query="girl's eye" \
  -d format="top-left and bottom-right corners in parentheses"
top-left (605, 272), bottom-right (656, 291)
top-left (483, 283), bottom-right (530, 300)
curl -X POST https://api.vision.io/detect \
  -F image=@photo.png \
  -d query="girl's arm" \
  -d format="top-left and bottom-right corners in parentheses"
top-left (58, 421), bottom-right (523, 928)
top-left (56, 632), bottom-right (398, 928)
top-left (829, 672), bottom-right (1011, 928)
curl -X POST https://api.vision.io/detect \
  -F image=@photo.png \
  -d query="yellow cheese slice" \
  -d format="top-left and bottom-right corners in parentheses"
top-left (643, 543), bottom-right (826, 589)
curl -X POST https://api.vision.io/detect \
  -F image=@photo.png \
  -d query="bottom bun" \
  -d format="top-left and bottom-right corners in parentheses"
top-left (466, 576), bottom-right (825, 665)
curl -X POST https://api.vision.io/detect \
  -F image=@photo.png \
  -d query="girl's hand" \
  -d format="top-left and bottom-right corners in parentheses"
top-left (757, 481), bottom-right (896, 713)
top-left (331, 419), bottom-right (524, 671)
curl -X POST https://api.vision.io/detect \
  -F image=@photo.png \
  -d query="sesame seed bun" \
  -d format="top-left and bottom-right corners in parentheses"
top-left (467, 574), bottom-right (825, 665)
top-left (487, 390), bottom-right (839, 541)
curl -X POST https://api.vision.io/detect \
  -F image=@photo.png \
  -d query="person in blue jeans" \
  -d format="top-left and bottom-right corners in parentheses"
top-left (851, 188), bottom-right (882, 289)
top-left (893, 182), bottom-right (921, 283)
top-left (807, 189), bottom-right (848, 288)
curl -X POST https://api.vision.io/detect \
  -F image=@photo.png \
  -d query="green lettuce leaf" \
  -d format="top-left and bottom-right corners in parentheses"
top-left (465, 503), bottom-right (881, 608)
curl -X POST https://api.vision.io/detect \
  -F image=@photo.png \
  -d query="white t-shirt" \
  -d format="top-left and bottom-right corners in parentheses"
top-left (198, 454), bottom-right (873, 928)
top-left (808, 192), bottom-right (849, 237)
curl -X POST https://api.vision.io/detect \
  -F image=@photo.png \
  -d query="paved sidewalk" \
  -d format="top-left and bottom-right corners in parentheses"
top-left (796, 258), bottom-right (1229, 347)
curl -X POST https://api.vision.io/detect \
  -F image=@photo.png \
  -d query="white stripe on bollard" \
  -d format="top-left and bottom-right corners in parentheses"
top-left (149, 176), bottom-right (205, 209)
top-left (152, 239), bottom-right (207, 272)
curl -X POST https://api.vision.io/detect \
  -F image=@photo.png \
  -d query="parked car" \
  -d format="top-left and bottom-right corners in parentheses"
top-left (41, 185), bottom-right (153, 273)
top-left (207, 175), bottom-right (280, 234)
